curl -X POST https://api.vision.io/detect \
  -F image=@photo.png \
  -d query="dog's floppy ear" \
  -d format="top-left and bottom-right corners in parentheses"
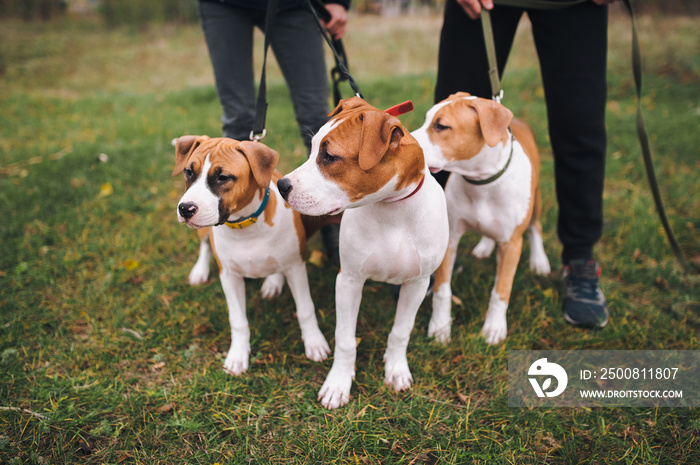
top-left (358, 111), bottom-right (404, 171)
top-left (237, 141), bottom-right (279, 188)
top-left (172, 135), bottom-right (210, 176)
top-left (328, 96), bottom-right (367, 118)
top-left (470, 99), bottom-right (513, 147)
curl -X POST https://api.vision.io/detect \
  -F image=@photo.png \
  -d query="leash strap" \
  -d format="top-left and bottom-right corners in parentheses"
top-left (620, 0), bottom-right (691, 272)
top-left (481, 0), bottom-right (586, 101)
top-left (480, 9), bottom-right (502, 103)
top-left (482, 0), bottom-right (692, 273)
top-left (330, 38), bottom-right (351, 105)
top-left (303, 0), bottom-right (363, 101)
top-left (251, 0), bottom-right (280, 141)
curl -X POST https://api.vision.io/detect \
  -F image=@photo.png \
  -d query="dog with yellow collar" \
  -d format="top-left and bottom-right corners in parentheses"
top-left (173, 135), bottom-right (331, 376)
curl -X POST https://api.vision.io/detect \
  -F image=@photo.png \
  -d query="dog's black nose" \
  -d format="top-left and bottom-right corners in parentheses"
top-left (178, 202), bottom-right (198, 220)
top-left (277, 177), bottom-right (293, 201)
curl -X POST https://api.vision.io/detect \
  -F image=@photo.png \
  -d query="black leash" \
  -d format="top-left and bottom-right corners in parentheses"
top-left (251, 0), bottom-right (361, 142)
top-left (251, 0), bottom-right (280, 141)
top-left (482, 0), bottom-right (693, 273)
top-left (303, 0), bottom-right (363, 102)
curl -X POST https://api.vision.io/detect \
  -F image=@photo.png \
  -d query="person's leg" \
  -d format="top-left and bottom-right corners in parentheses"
top-left (529, 3), bottom-right (609, 327)
top-left (433, 0), bottom-right (522, 186)
top-left (269, 8), bottom-right (330, 151)
top-left (198, 2), bottom-right (259, 140)
top-left (529, 3), bottom-right (608, 265)
top-left (269, 8), bottom-right (340, 263)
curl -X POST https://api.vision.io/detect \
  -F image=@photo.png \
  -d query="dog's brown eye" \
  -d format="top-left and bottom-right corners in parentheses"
top-left (320, 151), bottom-right (340, 165)
top-left (184, 167), bottom-right (195, 180)
top-left (434, 121), bottom-right (451, 132)
top-left (217, 174), bottom-right (234, 184)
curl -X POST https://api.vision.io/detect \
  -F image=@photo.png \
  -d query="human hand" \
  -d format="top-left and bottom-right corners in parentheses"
top-left (456, 0), bottom-right (493, 20)
top-left (322, 4), bottom-right (348, 40)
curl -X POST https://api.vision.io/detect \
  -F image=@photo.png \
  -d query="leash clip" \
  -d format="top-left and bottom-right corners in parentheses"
top-left (492, 89), bottom-right (504, 104)
top-left (249, 129), bottom-right (267, 142)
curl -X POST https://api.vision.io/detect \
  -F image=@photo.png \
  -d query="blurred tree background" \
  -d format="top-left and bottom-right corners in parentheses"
top-left (1, 0), bottom-right (698, 25)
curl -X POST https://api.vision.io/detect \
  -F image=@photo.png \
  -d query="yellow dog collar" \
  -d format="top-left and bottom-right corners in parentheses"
top-left (225, 188), bottom-right (271, 230)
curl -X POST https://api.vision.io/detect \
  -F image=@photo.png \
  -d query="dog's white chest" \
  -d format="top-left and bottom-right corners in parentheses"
top-left (340, 178), bottom-right (448, 285)
top-left (448, 149), bottom-right (533, 241)
top-left (212, 209), bottom-right (300, 279)
top-left (354, 220), bottom-right (422, 283)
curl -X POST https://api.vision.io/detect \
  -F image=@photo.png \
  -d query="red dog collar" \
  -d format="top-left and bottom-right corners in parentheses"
top-left (384, 100), bottom-right (414, 117)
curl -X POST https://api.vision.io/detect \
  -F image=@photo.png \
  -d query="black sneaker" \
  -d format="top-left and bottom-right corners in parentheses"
top-left (562, 259), bottom-right (608, 328)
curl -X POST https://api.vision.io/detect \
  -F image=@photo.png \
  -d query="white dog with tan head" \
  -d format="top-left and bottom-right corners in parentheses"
top-left (173, 136), bottom-right (330, 376)
top-left (278, 97), bottom-right (449, 409)
top-left (412, 92), bottom-right (551, 346)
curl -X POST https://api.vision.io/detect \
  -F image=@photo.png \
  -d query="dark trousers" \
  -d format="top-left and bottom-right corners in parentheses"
top-left (199, 2), bottom-right (329, 150)
top-left (435, 0), bottom-right (609, 264)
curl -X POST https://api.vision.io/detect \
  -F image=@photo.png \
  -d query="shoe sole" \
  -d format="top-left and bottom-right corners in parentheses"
top-left (564, 312), bottom-right (608, 328)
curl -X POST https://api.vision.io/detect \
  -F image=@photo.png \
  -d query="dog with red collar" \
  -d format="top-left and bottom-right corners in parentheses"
top-left (173, 135), bottom-right (330, 376)
top-left (278, 97), bottom-right (449, 409)
top-left (412, 92), bottom-right (551, 345)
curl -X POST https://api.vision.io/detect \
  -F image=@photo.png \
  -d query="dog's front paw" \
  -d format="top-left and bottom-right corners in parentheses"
top-left (481, 317), bottom-right (507, 345)
top-left (318, 368), bottom-right (353, 409)
top-left (223, 345), bottom-right (250, 376)
top-left (188, 262), bottom-right (210, 286)
top-left (429, 291), bottom-right (452, 344)
top-left (260, 273), bottom-right (285, 299)
top-left (303, 332), bottom-right (331, 362)
top-left (529, 254), bottom-right (551, 275)
top-left (428, 316), bottom-right (452, 344)
top-left (472, 236), bottom-right (496, 259)
top-left (384, 358), bottom-right (413, 392)
top-left (481, 295), bottom-right (508, 345)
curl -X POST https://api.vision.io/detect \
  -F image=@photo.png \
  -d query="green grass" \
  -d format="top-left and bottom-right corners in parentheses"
top-left (1, 8), bottom-right (700, 464)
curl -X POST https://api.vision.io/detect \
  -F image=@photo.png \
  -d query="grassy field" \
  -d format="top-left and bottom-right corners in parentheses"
top-left (1, 5), bottom-right (699, 464)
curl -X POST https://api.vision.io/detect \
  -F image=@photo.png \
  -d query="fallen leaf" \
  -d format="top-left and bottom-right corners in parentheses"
top-left (655, 276), bottom-right (668, 290)
top-left (123, 259), bottom-right (139, 271)
top-left (150, 361), bottom-right (166, 371)
top-left (157, 402), bottom-right (176, 414)
top-left (77, 437), bottom-right (94, 455)
top-left (308, 249), bottom-right (324, 267)
top-left (99, 183), bottom-right (113, 197)
top-left (254, 353), bottom-right (274, 365)
top-left (621, 425), bottom-right (638, 442)
top-left (608, 100), bottom-right (621, 114)
top-left (193, 323), bottom-right (208, 336)
top-left (121, 328), bottom-right (143, 339)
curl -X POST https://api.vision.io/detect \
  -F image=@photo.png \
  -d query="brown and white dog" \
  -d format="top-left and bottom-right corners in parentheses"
top-left (278, 97), bottom-right (449, 409)
top-left (173, 135), bottom-right (330, 375)
top-left (412, 92), bottom-right (551, 345)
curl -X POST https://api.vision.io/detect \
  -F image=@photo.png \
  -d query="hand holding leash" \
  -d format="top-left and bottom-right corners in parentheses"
top-left (322, 3), bottom-right (348, 39)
